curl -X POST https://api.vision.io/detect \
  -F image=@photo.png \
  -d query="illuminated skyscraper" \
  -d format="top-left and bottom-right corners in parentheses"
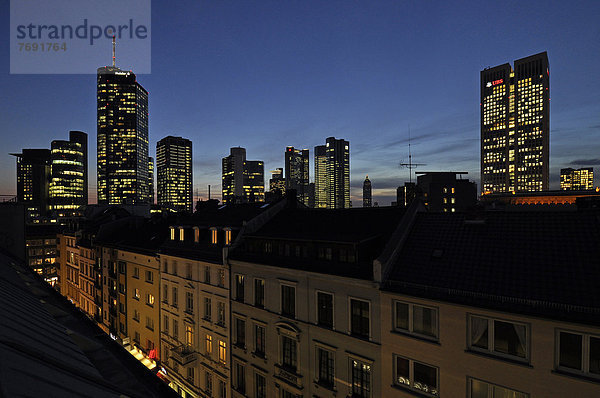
top-left (363, 175), bottom-right (372, 207)
top-left (560, 167), bottom-right (594, 191)
top-left (326, 137), bottom-right (350, 209)
top-left (284, 147), bottom-right (310, 205)
top-left (314, 145), bottom-right (328, 208)
top-left (269, 168), bottom-right (285, 195)
top-left (481, 52), bottom-right (549, 193)
top-left (97, 57), bottom-right (149, 204)
top-left (49, 131), bottom-right (88, 215)
top-left (156, 136), bottom-right (192, 212)
top-left (11, 149), bottom-right (51, 220)
top-left (222, 147), bottom-right (265, 204)
top-left (148, 157), bottom-right (154, 204)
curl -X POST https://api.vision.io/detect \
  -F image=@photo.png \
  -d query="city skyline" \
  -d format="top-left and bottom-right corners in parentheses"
top-left (1, 1), bottom-right (600, 205)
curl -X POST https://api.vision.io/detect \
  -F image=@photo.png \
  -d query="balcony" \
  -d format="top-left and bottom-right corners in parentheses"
top-left (171, 344), bottom-right (197, 366)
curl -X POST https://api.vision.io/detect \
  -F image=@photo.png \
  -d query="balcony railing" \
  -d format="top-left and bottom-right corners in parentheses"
top-left (171, 344), bottom-right (197, 366)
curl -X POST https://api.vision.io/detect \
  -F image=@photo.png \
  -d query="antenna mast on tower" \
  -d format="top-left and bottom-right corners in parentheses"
top-left (399, 126), bottom-right (426, 184)
top-left (112, 35), bottom-right (116, 67)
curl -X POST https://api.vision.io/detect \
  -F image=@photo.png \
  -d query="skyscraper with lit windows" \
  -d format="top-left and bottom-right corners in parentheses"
top-left (284, 146), bottom-right (310, 205)
top-left (97, 63), bottom-right (149, 205)
top-left (222, 147), bottom-right (265, 204)
top-left (11, 149), bottom-right (51, 220)
top-left (314, 145), bottom-right (328, 208)
top-left (50, 130), bottom-right (88, 215)
top-left (560, 167), bottom-right (594, 191)
top-left (156, 136), bottom-right (192, 212)
top-left (481, 52), bottom-right (549, 193)
top-left (363, 175), bottom-right (372, 207)
top-left (148, 157), bottom-right (154, 204)
top-left (326, 137), bottom-right (350, 209)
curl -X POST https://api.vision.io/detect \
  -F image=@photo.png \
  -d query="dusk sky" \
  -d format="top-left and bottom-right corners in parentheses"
top-left (1, 1), bottom-right (599, 205)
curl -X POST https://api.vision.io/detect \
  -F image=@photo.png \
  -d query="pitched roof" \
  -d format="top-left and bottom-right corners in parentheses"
top-left (246, 206), bottom-right (406, 243)
top-left (384, 210), bottom-right (600, 325)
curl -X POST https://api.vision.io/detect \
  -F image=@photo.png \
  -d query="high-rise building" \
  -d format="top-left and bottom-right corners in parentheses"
top-left (50, 131), bottom-right (88, 215)
top-left (148, 157), bottom-right (154, 204)
top-left (11, 149), bottom-right (51, 220)
top-left (285, 147), bottom-right (310, 205)
top-left (396, 182), bottom-right (418, 208)
top-left (156, 136), bottom-right (193, 212)
top-left (314, 145), bottom-right (328, 208)
top-left (560, 167), bottom-right (594, 191)
top-left (326, 137), bottom-right (350, 209)
top-left (416, 172), bottom-right (477, 212)
top-left (97, 52), bottom-right (149, 205)
top-left (481, 52), bottom-right (549, 193)
top-left (222, 147), bottom-right (265, 204)
top-left (363, 175), bottom-right (372, 207)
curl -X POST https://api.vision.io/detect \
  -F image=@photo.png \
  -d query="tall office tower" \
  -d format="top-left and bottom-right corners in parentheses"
top-left (314, 145), bottom-right (328, 208)
top-left (481, 52), bottom-right (549, 193)
top-left (222, 147), bottom-right (265, 204)
top-left (148, 157), bottom-right (154, 204)
top-left (284, 146), bottom-right (310, 205)
top-left (49, 131), bottom-right (88, 216)
top-left (11, 149), bottom-right (51, 220)
top-left (97, 48), bottom-right (149, 205)
top-left (363, 175), bottom-right (372, 207)
top-left (156, 136), bottom-right (193, 212)
top-left (269, 168), bottom-right (286, 195)
top-left (560, 167), bottom-right (594, 191)
top-left (326, 137), bottom-right (350, 209)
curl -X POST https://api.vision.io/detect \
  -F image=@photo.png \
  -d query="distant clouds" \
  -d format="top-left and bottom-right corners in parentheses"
top-left (569, 159), bottom-right (600, 166)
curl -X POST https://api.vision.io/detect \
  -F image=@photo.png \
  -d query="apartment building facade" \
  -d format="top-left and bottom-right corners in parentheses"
top-left (228, 205), bottom-right (406, 398)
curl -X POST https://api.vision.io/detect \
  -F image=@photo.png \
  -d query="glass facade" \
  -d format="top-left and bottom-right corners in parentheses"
top-left (481, 52), bottom-right (549, 193)
top-left (156, 136), bottom-right (192, 212)
top-left (97, 66), bottom-right (149, 205)
top-left (560, 167), bottom-right (594, 191)
top-left (222, 147), bottom-right (264, 204)
top-left (50, 130), bottom-right (87, 216)
top-left (284, 146), bottom-right (310, 205)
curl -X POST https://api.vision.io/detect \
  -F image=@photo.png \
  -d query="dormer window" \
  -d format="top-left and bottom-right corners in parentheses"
top-left (210, 228), bottom-right (218, 244)
top-left (193, 227), bottom-right (200, 243)
top-left (179, 227), bottom-right (185, 241)
top-left (224, 228), bottom-right (232, 245)
top-left (170, 227), bottom-right (175, 241)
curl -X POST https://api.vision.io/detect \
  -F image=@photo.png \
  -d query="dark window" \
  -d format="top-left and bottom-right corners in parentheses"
top-left (317, 292), bottom-right (333, 328)
top-left (351, 359), bottom-right (371, 398)
top-left (281, 285), bottom-right (295, 318)
top-left (494, 320), bottom-right (526, 358)
top-left (281, 336), bottom-right (297, 372)
top-left (254, 279), bottom-right (264, 308)
top-left (255, 324), bottom-right (265, 357)
top-left (204, 297), bottom-right (212, 321)
top-left (559, 332), bottom-right (582, 370)
top-left (204, 266), bottom-right (210, 283)
top-left (317, 348), bottom-right (334, 387)
top-left (350, 299), bottom-right (369, 338)
top-left (235, 275), bottom-right (245, 302)
top-left (235, 318), bottom-right (246, 347)
top-left (235, 362), bottom-right (245, 394)
top-left (255, 373), bottom-right (266, 398)
top-left (118, 261), bottom-right (125, 274)
top-left (590, 336), bottom-right (600, 374)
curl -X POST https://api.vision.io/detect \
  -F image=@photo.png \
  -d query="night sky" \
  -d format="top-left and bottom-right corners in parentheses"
top-left (1, 1), bottom-right (599, 205)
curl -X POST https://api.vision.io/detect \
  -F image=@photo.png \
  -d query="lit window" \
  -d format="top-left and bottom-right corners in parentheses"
top-left (351, 359), bottom-right (371, 398)
top-left (219, 340), bottom-right (227, 364)
top-left (211, 228), bottom-right (218, 244)
top-left (186, 325), bottom-right (194, 346)
top-left (394, 355), bottom-right (438, 396)
top-left (468, 377), bottom-right (528, 398)
top-left (170, 227), bottom-right (175, 240)
top-left (179, 227), bottom-right (184, 241)
top-left (194, 226), bottom-right (199, 243)
top-left (146, 293), bottom-right (155, 306)
top-left (225, 229), bottom-right (232, 245)
top-left (205, 334), bottom-right (213, 354)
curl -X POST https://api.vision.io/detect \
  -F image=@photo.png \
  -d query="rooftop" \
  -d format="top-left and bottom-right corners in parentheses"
top-left (384, 210), bottom-right (600, 325)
